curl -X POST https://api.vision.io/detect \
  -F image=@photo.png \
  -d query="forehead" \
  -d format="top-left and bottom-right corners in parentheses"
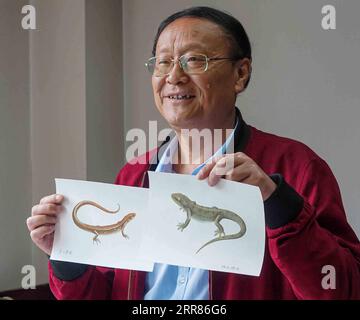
top-left (156, 17), bottom-right (231, 55)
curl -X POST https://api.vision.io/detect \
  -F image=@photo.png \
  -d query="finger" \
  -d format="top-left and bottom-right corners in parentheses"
top-left (224, 165), bottom-right (252, 183)
top-left (39, 194), bottom-right (64, 205)
top-left (207, 155), bottom-right (241, 186)
top-left (227, 164), bottom-right (274, 199)
top-left (196, 155), bottom-right (226, 180)
top-left (224, 163), bottom-right (270, 199)
top-left (30, 225), bottom-right (55, 242)
top-left (31, 203), bottom-right (63, 216)
top-left (197, 152), bottom-right (248, 180)
top-left (27, 215), bottom-right (57, 232)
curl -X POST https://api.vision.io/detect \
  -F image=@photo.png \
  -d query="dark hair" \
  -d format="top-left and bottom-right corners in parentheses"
top-left (152, 6), bottom-right (252, 88)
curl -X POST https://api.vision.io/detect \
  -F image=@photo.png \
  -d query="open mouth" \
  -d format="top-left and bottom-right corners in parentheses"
top-left (166, 95), bottom-right (196, 100)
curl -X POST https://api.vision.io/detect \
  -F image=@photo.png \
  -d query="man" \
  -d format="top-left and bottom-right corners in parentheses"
top-left (27, 6), bottom-right (360, 299)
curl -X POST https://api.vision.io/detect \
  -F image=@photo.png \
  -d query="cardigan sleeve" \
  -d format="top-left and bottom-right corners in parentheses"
top-left (266, 157), bottom-right (360, 299)
top-left (48, 262), bottom-right (114, 300)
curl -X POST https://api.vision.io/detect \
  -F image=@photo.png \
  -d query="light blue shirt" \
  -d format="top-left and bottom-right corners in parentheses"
top-left (144, 119), bottom-right (238, 300)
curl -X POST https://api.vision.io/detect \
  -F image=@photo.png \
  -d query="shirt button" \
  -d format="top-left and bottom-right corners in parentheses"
top-left (179, 277), bottom-right (186, 284)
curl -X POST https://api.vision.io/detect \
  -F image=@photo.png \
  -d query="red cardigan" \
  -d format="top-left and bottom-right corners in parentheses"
top-left (49, 125), bottom-right (360, 299)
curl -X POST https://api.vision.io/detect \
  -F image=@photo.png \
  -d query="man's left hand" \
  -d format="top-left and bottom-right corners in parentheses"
top-left (196, 152), bottom-right (276, 201)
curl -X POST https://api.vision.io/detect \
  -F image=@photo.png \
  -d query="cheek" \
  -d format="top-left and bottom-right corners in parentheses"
top-left (202, 84), bottom-right (211, 101)
top-left (152, 78), bottom-right (163, 101)
top-left (198, 82), bottom-right (213, 102)
top-left (205, 71), bottom-right (234, 100)
top-left (152, 77), bottom-right (159, 93)
top-left (193, 77), bottom-right (212, 101)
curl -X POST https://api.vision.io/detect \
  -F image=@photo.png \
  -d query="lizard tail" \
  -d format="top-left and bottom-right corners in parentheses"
top-left (72, 200), bottom-right (120, 229)
top-left (196, 219), bottom-right (247, 254)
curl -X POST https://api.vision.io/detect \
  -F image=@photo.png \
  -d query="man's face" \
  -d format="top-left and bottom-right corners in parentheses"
top-left (152, 17), bottom-right (244, 130)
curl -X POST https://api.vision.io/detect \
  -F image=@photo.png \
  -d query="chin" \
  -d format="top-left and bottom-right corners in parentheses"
top-left (162, 106), bottom-right (199, 128)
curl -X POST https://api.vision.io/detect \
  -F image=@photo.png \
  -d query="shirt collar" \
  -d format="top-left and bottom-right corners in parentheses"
top-left (156, 111), bottom-right (240, 175)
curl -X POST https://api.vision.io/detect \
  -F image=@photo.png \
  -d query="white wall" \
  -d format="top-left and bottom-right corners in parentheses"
top-left (0, 0), bottom-right (124, 291)
top-left (122, 0), bottom-right (360, 237)
top-left (0, 0), bottom-right (32, 291)
top-left (86, 0), bottom-right (124, 182)
top-left (29, 0), bottom-right (87, 285)
top-left (29, 0), bottom-right (124, 288)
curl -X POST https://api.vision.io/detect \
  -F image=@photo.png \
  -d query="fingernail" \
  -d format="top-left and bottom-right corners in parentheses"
top-left (56, 195), bottom-right (62, 201)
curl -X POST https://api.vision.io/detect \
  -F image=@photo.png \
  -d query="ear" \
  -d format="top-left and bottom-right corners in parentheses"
top-left (233, 58), bottom-right (252, 94)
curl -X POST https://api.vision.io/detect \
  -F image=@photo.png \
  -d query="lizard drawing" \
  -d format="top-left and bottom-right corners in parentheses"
top-left (171, 193), bottom-right (246, 254)
top-left (72, 200), bottom-right (136, 244)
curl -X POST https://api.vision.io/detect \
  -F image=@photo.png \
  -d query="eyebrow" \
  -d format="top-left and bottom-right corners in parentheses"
top-left (157, 43), bottom-right (209, 55)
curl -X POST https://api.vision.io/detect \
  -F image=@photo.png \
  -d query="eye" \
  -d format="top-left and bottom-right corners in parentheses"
top-left (187, 56), bottom-right (202, 62)
top-left (157, 58), bottom-right (171, 65)
top-left (184, 55), bottom-right (207, 69)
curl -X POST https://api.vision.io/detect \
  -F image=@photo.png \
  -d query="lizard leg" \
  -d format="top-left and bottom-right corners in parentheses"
top-left (177, 208), bottom-right (192, 231)
top-left (120, 219), bottom-right (132, 240)
top-left (214, 216), bottom-right (225, 237)
top-left (121, 228), bottom-right (129, 240)
top-left (92, 231), bottom-right (101, 245)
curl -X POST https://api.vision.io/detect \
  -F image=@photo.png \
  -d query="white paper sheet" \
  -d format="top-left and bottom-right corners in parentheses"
top-left (51, 179), bottom-right (154, 272)
top-left (140, 172), bottom-right (265, 276)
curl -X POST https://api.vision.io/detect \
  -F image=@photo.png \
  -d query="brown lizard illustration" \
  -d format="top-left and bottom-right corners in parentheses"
top-left (72, 200), bottom-right (136, 244)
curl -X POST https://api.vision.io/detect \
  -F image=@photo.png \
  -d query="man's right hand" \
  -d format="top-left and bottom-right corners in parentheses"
top-left (27, 194), bottom-right (64, 256)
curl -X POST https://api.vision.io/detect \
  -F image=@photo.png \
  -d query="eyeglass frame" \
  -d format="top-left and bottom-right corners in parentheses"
top-left (145, 53), bottom-right (243, 76)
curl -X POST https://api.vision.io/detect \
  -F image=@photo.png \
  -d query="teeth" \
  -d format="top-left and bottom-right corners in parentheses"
top-left (168, 95), bottom-right (194, 100)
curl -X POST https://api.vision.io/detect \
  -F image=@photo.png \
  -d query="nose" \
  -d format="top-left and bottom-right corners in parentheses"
top-left (166, 60), bottom-right (189, 85)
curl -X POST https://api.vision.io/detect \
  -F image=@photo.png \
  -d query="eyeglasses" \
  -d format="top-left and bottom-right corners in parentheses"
top-left (145, 54), bottom-right (241, 77)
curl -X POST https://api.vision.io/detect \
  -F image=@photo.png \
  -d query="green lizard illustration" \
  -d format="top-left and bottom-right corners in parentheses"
top-left (171, 193), bottom-right (246, 254)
